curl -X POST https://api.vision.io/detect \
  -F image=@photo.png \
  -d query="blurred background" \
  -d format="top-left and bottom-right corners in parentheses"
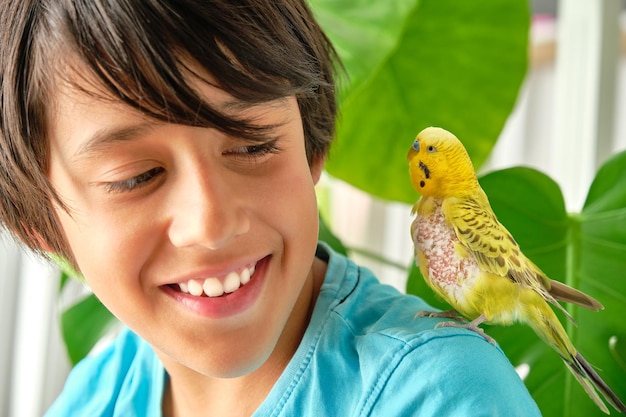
top-left (2, 0), bottom-right (626, 416)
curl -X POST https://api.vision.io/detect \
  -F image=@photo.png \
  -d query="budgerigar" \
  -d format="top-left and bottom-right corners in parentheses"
top-left (407, 126), bottom-right (626, 415)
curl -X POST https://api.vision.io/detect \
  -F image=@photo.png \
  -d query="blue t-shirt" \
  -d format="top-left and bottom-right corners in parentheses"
top-left (46, 243), bottom-right (541, 416)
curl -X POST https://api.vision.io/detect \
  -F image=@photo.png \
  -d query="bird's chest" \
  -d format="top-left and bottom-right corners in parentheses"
top-left (413, 201), bottom-right (479, 295)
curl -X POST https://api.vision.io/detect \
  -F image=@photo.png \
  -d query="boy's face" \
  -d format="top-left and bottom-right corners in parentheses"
top-left (47, 71), bottom-right (324, 378)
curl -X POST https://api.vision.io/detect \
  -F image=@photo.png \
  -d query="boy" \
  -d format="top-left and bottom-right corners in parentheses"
top-left (0, 1), bottom-right (541, 416)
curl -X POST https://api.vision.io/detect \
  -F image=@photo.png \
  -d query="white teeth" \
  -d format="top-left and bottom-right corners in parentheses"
top-left (203, 278), bottom-right (224, 297)
top-left (240, 268), bottom-right (250, 285)
top-left (223, 271), bottom-right (241, 293)
top-left (176, 265), bottom-right (256, 298)
top-left (187, 279), bottom-right (204, 297)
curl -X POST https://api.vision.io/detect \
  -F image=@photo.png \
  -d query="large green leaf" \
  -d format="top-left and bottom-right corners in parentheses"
top-left (406, 160), bottom-right (626, 417)
top-left (319, 0), bottom-right (529, 203)
top-left (572, 151), bottom-right (626, 416)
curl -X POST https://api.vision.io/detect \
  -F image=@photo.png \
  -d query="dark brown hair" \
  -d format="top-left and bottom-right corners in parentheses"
top-left (0, 0), bottom-right (338, 266)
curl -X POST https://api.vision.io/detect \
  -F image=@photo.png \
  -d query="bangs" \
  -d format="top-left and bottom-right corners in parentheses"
top-left (49, 0), bottom-right (323, 141)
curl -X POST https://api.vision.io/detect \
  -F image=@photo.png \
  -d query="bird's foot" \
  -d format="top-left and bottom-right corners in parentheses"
top-left (435, 314), bottom-right (497, 345)
top-left (414, 309), bottom-right (466, 321)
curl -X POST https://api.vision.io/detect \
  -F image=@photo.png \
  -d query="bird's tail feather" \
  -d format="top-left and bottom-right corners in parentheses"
top-left (565, 359), bottom-right (610, 414)
top-left (566, 352), bottom-right (626, 415)
top-left (549, 279), bottom-right (604, 311)
top-left (530, 304), bottom-right (626, 414)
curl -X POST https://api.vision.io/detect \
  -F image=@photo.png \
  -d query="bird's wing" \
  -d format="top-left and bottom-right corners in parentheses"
top-left (441, 194), bottom-right (581, 321)
top-left (443, 193), bottom-right (603, 313)
top-left (443, 194), bottom-right (546, 288)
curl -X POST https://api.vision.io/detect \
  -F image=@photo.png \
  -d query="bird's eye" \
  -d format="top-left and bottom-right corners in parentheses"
top-left (412, 139), bottom-right (420, 152)
top-left (427, 145), bottom-right (436, 152)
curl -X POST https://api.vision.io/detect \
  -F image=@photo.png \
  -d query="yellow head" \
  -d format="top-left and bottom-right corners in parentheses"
top-left (407, 127), bottom-right (479, 198)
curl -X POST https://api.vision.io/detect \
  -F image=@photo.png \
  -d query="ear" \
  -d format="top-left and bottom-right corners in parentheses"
top-left (310, 154), bottom-right (326, 185)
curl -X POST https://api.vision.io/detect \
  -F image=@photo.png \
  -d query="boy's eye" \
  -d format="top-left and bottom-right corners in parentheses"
top-left (103, 166), bottom-right (164, 193)
top-left (224, 139), bottom-right (281, 161)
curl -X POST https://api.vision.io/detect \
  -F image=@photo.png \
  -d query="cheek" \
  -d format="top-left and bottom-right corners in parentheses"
top-left (248, 157), bottom-right (320, 285)
top-left (55, 202), bottom-right (152, 291)
top-left (281, 169), bottom-right (320, 271)
top-left (263, 160), bottom-right (318, 231)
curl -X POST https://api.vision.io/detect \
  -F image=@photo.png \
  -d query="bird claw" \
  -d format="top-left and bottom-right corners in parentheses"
top-left (436, 320), bottom-right (497, 345)
top-left (415, 311), bottom-right (497, 344)
top-left (414, 309), bottom-right (467, 321)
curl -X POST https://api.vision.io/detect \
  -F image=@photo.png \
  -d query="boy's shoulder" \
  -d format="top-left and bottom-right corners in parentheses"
top-left (288, 243), bottom-right (542, 416)
top-left (45, 327), bottom-right (164, 417)
top-left (317, 241), bottom-right (467, 345)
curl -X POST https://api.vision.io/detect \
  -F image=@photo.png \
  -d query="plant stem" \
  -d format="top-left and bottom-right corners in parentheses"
top-left (563, 213), bottom-right (582, 417)
top-left (346, 246), bottom-right (409, 271)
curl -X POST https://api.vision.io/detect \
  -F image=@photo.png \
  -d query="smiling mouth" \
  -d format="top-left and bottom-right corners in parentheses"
top-left (171, 264), bottom-right (257, 298)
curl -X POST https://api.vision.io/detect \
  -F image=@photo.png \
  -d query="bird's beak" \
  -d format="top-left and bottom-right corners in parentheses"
top-left (407, 139), bottom-right (420, 161)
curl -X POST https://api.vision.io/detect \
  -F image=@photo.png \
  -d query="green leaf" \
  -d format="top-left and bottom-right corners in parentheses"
top-left (572, 150), bottom-right (626, 416)
top-left (61, 294), bottom-right (118, 365)
top-left (321, 0), bottom-right (529, 203)
top-left (309, 0), bottom-right (417, 100)
top-left (583, 150), bottom-right (626, 214)
top-left (53, 252), bottom-right (119, 364)
top-left (406, 162), bottom-right (626, 416)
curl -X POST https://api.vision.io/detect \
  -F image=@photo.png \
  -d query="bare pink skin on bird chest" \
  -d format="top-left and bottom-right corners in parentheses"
top-left (413, 202), bottom-right (479, 295)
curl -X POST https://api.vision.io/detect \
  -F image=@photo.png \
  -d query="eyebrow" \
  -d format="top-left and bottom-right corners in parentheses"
top-left (72, 122), bottom-right (158, 161)
top-left (220, 96), bottom-right (291, 113)
top-left (218, 97), bottom-right (293, 137)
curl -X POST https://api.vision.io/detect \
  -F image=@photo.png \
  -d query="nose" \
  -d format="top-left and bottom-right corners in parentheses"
top-left (167, 167), bottom-right (249, 250)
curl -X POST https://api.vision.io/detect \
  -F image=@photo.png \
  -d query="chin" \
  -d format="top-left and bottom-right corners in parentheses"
top-left (202, 348), bottom-right (274, 379)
